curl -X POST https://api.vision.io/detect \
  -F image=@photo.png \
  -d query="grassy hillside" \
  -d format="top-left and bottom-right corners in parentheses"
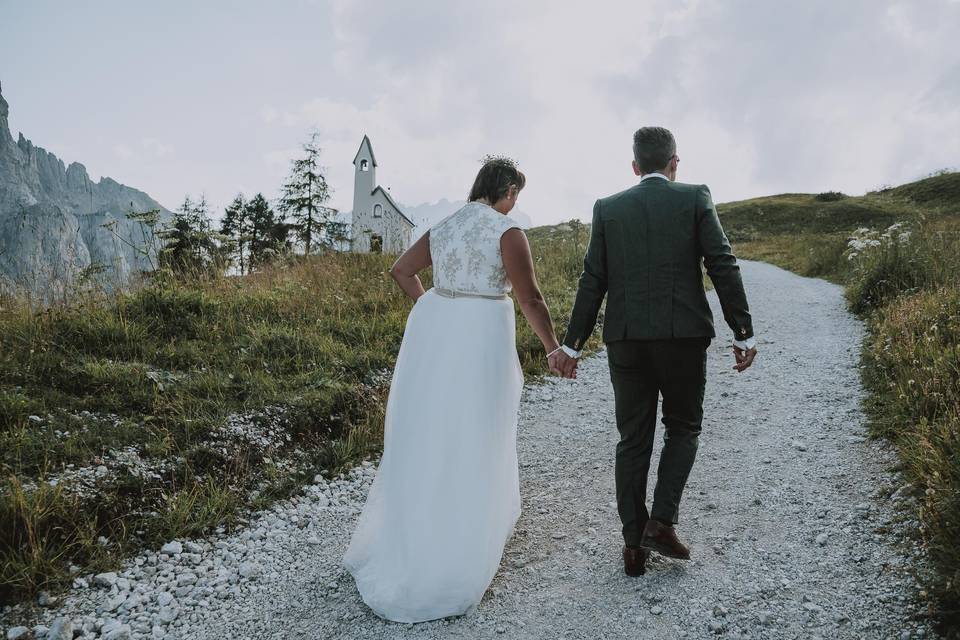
top-left (719, 170), bottom-right (960, 631)
top-left (726, 171), bottom-right (960, 279)
top-left (0, 221), bottom-right (598, 605)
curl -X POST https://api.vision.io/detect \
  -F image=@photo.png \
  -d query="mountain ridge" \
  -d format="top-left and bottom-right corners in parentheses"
top-left (0, 82), bottom-right (172, 298)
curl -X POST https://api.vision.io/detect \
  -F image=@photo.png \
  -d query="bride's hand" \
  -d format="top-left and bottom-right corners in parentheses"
top-left (547, 350), bottom-right (563, 376)
top-left (548, 350), bottom-right (578, 379)
top-left (732, 345), bottom-right (757, 372)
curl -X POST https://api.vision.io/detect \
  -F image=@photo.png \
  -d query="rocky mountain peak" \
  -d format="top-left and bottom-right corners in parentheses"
top-left (0, 82), bottom-right (10, 145)
top-left (0, 83), bottom-right (172, 300)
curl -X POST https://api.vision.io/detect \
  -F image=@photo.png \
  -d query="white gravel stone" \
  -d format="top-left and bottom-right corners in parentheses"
top-left (92, 572), bottom-right (118, 588)
top-left (5, 627), bottom-right (29, 640)
top-left (157, 607), bottom-right (179, 624)
top-left (46, 617), bottom-right (73, 640)
top-left (184, 541), bottom-right (204, 554)
top-left (160, 541), bottom-right (182, 555)
top-left (238, 562), bottom-right (261, 578)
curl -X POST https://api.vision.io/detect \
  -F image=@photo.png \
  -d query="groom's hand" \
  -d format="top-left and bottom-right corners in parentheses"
top-left (549, 351), bottom-right (577, 378)
top-left (732, 345), bottom-right (757, 372)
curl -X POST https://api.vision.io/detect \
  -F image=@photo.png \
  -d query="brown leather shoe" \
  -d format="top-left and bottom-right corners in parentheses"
top-left (639, 520), bottom-right (690, 560)
top-left (623, 546), bottom-right (649, 576)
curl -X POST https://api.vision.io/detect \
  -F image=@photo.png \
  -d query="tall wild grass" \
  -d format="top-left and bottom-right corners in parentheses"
top-left (853, 226), bottom-right (960, 629)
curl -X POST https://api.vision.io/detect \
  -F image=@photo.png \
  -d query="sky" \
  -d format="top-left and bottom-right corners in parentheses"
top-left (2, 0), bottom-right (959, 226)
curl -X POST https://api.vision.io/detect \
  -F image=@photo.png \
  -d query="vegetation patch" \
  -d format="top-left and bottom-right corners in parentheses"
top-left (0, 222), bottom-right (597, 605)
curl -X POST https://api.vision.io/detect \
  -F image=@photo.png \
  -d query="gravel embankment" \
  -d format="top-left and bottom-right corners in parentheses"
top-left (1, 261), bottom-right (939, 639)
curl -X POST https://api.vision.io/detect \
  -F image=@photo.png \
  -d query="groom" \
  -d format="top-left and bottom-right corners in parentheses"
top-left (554, 127), bottom-right (757, 577)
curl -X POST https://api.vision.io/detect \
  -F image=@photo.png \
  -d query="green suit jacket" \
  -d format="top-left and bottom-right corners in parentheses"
top-left (562, 177), bottom-right (753, 351)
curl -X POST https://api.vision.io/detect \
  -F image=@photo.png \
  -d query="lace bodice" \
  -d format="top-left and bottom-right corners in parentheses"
top-left (429, 202), bottom-right (522, 296)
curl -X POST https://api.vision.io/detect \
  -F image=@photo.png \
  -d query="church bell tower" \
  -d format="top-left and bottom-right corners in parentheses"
top-left (352, 135), bottom-right (376, 221)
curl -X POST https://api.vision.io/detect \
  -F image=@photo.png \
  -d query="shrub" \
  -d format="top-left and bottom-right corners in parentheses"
top-left (0, 389), bottom-right (34, 433)
top-left (125, 286), bottom-right (220, 341)
top-left (845, 224), bottom-right (960, 315)
top-left (802, 235), bottom-right (849, 279)
top-left (815, 191), bottom-right (846, 202)
top-left (0, 477), bottom-right (115, 603)
top-left (847, 242), bottom-right (931, 314)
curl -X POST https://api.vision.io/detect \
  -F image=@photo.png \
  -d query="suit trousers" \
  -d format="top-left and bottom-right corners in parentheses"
top-left (606, 337), bottom-right (709, 547)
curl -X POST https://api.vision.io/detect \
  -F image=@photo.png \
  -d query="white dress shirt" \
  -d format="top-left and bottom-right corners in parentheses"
top-left (560, 172), bottom-right (757, 358)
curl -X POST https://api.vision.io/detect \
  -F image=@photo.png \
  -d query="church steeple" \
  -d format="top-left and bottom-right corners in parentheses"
top-left (352, 134), bottom-right (377, 169)
top-left (352, 134), bottom-right (376, 216)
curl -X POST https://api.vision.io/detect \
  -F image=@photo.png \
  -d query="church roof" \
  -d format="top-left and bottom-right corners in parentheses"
top-left (372, 186), bottom-right (416, 227)
top-left (352, 134), bottom-right (378, 167)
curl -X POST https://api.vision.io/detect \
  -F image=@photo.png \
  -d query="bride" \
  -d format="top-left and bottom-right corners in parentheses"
top-left (342, 157), bottom-right (567, 623)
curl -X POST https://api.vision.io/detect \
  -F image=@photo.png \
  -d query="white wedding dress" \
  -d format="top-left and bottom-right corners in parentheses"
top-left (342, 201), bottom-right (525, 623)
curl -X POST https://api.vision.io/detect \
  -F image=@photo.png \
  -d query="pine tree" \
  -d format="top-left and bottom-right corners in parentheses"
top-left (160, 195), bottom-right (220, 276)
top-left (220, 193), bottom-right (253, 274)
top-left (247, 193), bottom-right (291, 267)
top-left (325, 219), bottom-right (351, 252)
top-left (279, 131), bottom-right (337, 255)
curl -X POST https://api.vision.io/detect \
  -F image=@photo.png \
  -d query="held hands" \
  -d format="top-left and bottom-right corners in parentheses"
top-left (548, 348), bottom-right (578, 379)
top-left (732, 344), bottom-right (758, 372)
top-left (550, 344), bottom-right (755, 376)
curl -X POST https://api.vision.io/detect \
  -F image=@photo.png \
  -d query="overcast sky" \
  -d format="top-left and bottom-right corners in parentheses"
top-left (2, 0), bottom-right (958, 226)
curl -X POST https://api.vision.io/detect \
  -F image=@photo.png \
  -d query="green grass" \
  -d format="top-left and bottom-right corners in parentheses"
top-left (0, 222), bottom-right (598, 605)
top-left (720, 170), bottom-right (960, 632)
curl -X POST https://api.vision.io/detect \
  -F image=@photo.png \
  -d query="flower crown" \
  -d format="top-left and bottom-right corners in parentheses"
top-left (479, 154), bottom-right (520, 168)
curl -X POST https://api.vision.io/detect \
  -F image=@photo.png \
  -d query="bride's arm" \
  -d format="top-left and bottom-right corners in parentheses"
top-left (389, 231), bottom-right (432, 301)
top-left (501, 228), bottom-right (561, 357)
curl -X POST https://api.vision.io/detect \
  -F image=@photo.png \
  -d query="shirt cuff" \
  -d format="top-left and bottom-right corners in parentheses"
top-left (733, 336), bottom-right (756, 350)
top-left (560, 344), bottom-right (582, 359)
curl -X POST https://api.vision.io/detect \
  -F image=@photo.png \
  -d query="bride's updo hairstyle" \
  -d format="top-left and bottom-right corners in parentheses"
top-left (468, 155), bottom-right (526, 204)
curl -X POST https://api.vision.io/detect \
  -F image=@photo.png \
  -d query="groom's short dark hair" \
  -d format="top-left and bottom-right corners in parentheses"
top-left (633, 127), bottom-right (676, 173)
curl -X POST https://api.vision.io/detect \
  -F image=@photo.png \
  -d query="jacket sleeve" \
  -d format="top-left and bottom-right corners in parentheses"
top-left (696, 185), bottom-right (754, 341)
top-left (562, 199), bottom-right (608, 351)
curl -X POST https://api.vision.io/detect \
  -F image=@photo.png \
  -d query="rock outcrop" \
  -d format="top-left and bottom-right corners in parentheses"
top-left (0, 81), bottom-right (172, 300)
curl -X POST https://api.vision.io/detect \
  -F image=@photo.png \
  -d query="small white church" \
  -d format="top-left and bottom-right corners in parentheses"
top-left (350, 135), bottom-right (416, 254)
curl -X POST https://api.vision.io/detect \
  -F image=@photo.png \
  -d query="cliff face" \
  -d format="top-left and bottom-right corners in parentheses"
top-left (0, 82), bottom-right (171, 299)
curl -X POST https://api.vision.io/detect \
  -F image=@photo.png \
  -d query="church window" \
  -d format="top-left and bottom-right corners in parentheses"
top-left (373, 204), bottom-right (382, 218)
top-left (360, 159), bottom-right (369, 171)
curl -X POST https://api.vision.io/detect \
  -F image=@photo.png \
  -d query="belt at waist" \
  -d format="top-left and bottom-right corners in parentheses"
top-left (433, 286), bottom-right (508, 300)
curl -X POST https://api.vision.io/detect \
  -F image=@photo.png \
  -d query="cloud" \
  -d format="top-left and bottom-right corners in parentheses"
top-left (141, 138), bottom-right (174, 158)
top-left (267, 0), bottom-right (960, 222)
top-left (261, 91), bottom-right (488, 215)
top-left (113, 138), bottom-right (174, 161)
top-left (261, 106), bottom-right (280, 125)
top-left (6, 0), bottom-right (958, 226)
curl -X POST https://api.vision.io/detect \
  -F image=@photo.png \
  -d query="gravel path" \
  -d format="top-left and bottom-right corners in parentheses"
top-left (2, 261), bottom-right (939, 640)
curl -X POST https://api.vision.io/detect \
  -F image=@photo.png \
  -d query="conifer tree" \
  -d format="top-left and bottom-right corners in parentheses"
top-left (160, 195), bottom-right (221, 276)
top-left (247, 193), bottom-right (291, 267)
top-left (220, 193), bottom-right (253, 274)
top-left (279, 131), bottom-right (337, 254)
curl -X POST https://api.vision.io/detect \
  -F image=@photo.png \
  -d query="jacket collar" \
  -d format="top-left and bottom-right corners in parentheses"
top-left (640, 172), bottom-right (670, 182)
